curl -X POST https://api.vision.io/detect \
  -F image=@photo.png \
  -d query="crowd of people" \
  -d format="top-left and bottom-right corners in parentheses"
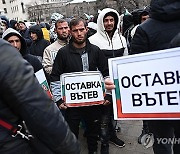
top-left (0, 0), bottom-right (180, 154)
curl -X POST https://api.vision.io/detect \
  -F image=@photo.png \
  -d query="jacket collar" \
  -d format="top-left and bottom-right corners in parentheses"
top-left (68, 38), bottom-right (91, 54)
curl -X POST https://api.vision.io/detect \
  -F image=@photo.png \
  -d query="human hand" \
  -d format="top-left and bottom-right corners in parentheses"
top-left (59, 102), bottom-right (68, 110)
top-left (104, 78), bottom-right (115, 90)
top-left (103, 100), bottom-right (111, 106)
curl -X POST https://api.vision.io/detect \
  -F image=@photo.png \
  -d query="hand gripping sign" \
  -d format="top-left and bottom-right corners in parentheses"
top-left (35, 69), bottom-right (52, 99)
top-left (108, 47), bottom-right (180, 120)
top-left (60, 71), bottom-right (105, 107)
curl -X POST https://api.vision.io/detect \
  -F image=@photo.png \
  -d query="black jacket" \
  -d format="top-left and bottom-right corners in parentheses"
top-left (9, 19), bottom-right (17, 29)
top-left (19, 27), bottom-right (32, 47)
top-left (50, 39), bottom-right (109, 103)
top-left (51, 39), bottom-right (109, 80)
top-left (130, 0), bottom-right (180, 54)
top-left (0, 39), bottom-right (80, 154)
top-left (29, 25), bottom-right (50, 58)
top-left (170, 32), bottom-right (180, 48)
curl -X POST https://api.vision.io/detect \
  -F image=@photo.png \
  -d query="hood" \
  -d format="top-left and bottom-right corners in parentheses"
top-left (29, 25), bottom-right (43, 40)
top-left (45, 23), bottom-right (50, 30)
top-left (2, 28), bottom-right (27, 56)
top-left (40, 22), bottom-right (46, 28)
top-left (88, 22), bottom-right (97, 31)
top-left (150, 0), bottom-right (180, 21)
top-left (97, 8), bottom-right (120, 37)
top-left (10, 20), bottom-right (17, 29)
top-left (0, 15), bottom-right (10, 27)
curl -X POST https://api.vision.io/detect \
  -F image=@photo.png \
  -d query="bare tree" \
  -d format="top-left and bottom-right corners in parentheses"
top-left (129, 0), bottom-right (140, 8)
top-left (96, 0), bottom-right (149, 14)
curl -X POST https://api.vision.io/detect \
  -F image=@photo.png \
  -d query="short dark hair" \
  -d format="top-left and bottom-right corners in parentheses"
top-left (55, 19), bottom-right (68, 29)
top-left (69, 17), bottom-right (87, 30)
top-left (104, 12), bottom-right (116, 20)
top-left (18, 21), bottom-right (26, 25)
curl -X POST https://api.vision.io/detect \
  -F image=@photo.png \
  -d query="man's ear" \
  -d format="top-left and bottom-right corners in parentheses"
top-left (69, 29), bottom-right (71, 35)
top-left (54, 28), bottom-right (57, 34)
top-left (86, 27), bottom-right (89, 32)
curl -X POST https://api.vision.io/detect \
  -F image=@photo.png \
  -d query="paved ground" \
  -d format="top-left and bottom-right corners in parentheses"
top-left (79, 120), bottom-right (153, 154)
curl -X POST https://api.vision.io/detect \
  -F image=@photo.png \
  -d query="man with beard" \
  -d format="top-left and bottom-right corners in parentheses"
top-left (50, 17), bottom-right (110, 154)
top-left (42, 19), bottom-right (70, 75)
top-left (89, 8), bottom-right (127, 154)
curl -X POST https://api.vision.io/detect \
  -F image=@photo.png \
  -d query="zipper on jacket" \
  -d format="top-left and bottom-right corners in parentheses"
top-left (110, 39), bottom-right (115, 57)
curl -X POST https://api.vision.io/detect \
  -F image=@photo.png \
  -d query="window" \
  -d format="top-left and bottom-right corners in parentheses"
top-left (21, 2), bottom-right (25, 13)
top-left (2, 0), bottom-right (6, 4)
top-left (4, 8), bottom-right (7, 13)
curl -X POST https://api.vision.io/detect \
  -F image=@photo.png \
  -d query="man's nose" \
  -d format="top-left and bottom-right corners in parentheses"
top-left (13, 41), bottom-right (18, 47)
top-left (77, 30), bottom-right (81, 35)
top-left (107, 20), bottom-right (111, 24)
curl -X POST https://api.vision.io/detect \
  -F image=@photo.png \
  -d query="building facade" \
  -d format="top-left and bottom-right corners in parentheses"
top-left (28, 0), bottom-right (97, 22)
top-left (27, 0), bottom-right (151, 22)
top-left (0, 0), bottom-right (34, 21)
top-left (0, 0), bottom-right (66, 21)
top-left (0, 0), bottom-right (151, 22)
top-left (28, 2), bottom-right (67, 22)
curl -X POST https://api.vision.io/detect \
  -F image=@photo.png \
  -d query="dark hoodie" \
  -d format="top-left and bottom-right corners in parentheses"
top-left (0, 15), bottom-right (9, 28)
top-left (130, 0), bottom-right (180, 54)
top-left (2, 28), bottom-right (42, 73)
top-left (29, 25), bottom-right (50, 59)
top-left (10, 19), bottom-right (18, 30)
top-left (19, 21), bottom-right (32, 47)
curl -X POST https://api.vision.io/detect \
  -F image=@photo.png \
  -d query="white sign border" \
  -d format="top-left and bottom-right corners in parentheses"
top-left (60, 71), bottom-right (105, 107)
top-left (108, 47), bottom-right (180, 120)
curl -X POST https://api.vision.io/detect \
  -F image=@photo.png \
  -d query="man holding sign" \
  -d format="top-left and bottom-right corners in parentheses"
top-left (50, 17), bottom-right (109, 154)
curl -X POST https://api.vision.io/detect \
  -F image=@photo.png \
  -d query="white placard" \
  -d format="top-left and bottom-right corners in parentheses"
top-left (108, 47), bottom-right (180, 120)
top-left (35, 69), bottom-right (46, 83)
top-left (35, 69), bottom-right (52, 99)
top-left (60, 71), bottom-right (105, 107)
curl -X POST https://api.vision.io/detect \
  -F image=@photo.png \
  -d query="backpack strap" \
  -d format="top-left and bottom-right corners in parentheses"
top-left (0, 118), bottom-right (31, 140)
top-left (0, 118), bottom-right (18, 134)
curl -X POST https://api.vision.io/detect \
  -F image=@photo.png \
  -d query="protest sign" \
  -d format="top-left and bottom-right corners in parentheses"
top-left (108, 47), bottom-right (180, 120)
top-left (60, 71), bottom-right (105, 107)
top-left (35, 69), bottom-right (52, 99)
